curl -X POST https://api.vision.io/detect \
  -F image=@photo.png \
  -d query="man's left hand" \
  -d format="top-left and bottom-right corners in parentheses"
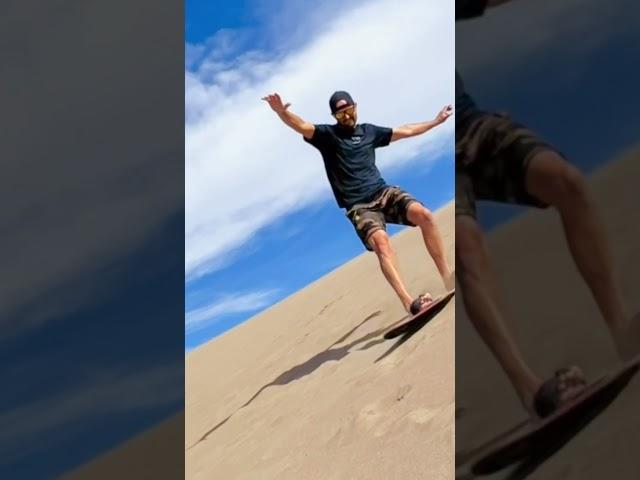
top-left (435, 105), bottom-right (453, 124)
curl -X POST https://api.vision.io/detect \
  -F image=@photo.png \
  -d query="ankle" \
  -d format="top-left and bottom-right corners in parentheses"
top-left (401, 295), bottom-right (414, 313)
top-left (443, 270), bottom-right (455, 291)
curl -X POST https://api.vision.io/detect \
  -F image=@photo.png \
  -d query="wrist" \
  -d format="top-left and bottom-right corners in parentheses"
top-left (277, 110), bottom-right (289, 122)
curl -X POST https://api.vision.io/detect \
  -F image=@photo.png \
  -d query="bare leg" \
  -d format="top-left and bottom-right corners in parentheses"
top-left (368, 230), bottom-right (426, 313)
top-left (456, 215), bottom-right (542, 413)
top-left (525, 152), bottom-right (635, 359)
top-left (406, 202), bottom-right (455, 291)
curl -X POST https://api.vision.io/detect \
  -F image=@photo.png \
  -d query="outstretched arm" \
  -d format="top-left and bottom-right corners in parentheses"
top-left (390, 105), bottom-right (452, 142)
top-left (262, 93), bottom-right (315, 139)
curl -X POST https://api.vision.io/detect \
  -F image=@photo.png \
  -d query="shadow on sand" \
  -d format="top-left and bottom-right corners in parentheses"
top-left (189, 300), bottom-right (451, 448)
top-left (374, 294), bottom-right (452, 363)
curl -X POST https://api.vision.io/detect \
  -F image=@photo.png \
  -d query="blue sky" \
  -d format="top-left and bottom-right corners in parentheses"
top-left (186, 0), bottom-right (253, 43)
top-left (185, 0), bottom-right (455, 350)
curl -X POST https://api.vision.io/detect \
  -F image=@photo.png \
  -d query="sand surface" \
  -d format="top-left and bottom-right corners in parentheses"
top-left (185, 202), bottom-right (456, 480)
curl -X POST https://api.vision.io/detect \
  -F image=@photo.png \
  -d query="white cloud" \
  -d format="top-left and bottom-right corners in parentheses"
top-left (185, 289), bottom-right (281, 334)
top-left (185, 0), bottom-right (454, 281)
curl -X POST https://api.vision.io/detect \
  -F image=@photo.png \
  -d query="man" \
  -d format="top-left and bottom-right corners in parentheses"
top-left (456, 0), bottom-right (639, 418)
top-left (262, 90), bottom-right (454, 315)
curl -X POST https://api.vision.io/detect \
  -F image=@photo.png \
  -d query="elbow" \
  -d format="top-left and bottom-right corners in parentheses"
top-left (391, 127), bottom-right (416, 142)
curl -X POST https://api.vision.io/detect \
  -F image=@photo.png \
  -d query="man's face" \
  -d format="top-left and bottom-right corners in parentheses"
top-left (334, 103), bottom-right (357, 128)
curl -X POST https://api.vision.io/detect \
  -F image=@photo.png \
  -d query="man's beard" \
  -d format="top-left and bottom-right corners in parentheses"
top-left (339, 118), bottom-right (356, 129)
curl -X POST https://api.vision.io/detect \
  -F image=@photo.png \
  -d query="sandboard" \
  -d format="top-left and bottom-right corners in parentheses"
top-left (456, 355), bottom-right (640, 478)
top-left (384, 289), bottom-right (455, 340)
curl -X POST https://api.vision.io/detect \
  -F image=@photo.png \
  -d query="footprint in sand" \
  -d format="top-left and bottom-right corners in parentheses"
top-left (396, 384), bottom-right (412, 402)
top-left (407, 408), bottom-right (438, 425)
top-left (358, 403), bottom-right (396, 438)
top-left (270, 415), bottom-right (285, 428)
top-left (358, 389), bottom-right (412, 437)
top-left (358, 402), bottom-right (383, 427)
top-left (376, 355), bottom-right (402, 372)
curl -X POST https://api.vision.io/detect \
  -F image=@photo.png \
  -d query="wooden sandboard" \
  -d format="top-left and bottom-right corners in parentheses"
top-left (384, 289), bottom-right (455, 340)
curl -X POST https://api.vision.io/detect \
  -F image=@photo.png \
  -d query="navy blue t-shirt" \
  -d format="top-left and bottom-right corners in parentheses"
top-left (304, 123), bottom-right (393, 209)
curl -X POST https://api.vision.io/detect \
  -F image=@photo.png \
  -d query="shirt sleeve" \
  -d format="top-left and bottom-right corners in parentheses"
top-left (303, 124), bottom-right (332, 149)
top-left (456, 0), bottom-right (488, 20)
top-left (371, 125), bottom-right (393, 148)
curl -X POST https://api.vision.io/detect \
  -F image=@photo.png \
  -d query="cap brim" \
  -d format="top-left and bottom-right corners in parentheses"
top-left (332, 103), bottom-right (356, 114)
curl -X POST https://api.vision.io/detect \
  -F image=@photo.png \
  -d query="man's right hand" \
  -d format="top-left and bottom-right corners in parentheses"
top-left (262, 93), bottom-right (291, 115)
top-left (261, 92), bottom-right (315, 139)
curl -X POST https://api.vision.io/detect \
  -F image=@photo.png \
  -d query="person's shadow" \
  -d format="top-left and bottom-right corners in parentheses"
top-left (373, 294), bottom-right (453, 363)
top-left (189, 297), bottom-right (452, 449)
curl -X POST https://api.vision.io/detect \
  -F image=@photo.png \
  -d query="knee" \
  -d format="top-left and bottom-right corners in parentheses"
top-left (412, 205), bottom-right (435, 227)
top-left (555, 164), bottom-right (588, 204)
top-left (369, 230), bottom-right (393, 258)
top-left (537, 154), bottom-right (589, 207)
top-left (455, 216), bottom-right (486, 280)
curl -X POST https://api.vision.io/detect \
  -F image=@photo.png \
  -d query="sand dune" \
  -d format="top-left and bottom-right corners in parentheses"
top-left (455, 149), bottom-right (640, 479)
top-left (185, 201), bottom-right (455, 479)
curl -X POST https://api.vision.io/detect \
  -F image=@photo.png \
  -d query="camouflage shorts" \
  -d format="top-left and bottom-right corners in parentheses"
top-left (456, 113), bottom-right (557, 219)
top-left (346, 186), bottom-right (421, 251)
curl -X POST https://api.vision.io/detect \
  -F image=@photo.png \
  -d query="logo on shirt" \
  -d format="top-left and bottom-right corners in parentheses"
top-left (351, 136), bottom-right (362, 144)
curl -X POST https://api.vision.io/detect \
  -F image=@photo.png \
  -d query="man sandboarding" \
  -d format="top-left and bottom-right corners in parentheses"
top-left (456, 0), bottom-right (640, 421)
top-left (263, 90), bottom-right (454, 316)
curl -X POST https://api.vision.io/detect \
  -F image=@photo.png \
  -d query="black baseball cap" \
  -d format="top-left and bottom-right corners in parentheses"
top-left (329, 91), bottom-right (355, 114)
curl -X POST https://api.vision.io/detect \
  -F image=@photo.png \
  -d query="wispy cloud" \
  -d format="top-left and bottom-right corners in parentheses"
top-left (185, 0), bottom-right (454, 281)
top-left (185, 289), bottom-right (281, 334)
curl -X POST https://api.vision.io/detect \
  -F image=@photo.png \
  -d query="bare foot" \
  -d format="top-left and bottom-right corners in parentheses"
top-left (406, 293), bottom-right (433, 315)
top-left (526, 366), bottom-right (587, 418)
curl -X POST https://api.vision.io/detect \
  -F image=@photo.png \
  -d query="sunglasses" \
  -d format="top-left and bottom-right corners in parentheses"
top-left (334, 105), bottom-right (356, 120)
